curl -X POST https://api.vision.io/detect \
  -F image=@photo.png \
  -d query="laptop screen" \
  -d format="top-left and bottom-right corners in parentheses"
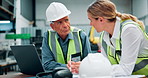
top-left (10, 44), bottom-right (44, 75)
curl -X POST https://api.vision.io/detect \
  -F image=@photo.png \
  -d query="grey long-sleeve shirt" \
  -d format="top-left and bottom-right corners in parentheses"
top-left (41, 29), bottom-right (91, 71)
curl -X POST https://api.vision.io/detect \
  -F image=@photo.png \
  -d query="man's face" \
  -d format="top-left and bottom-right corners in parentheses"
top-left (50, 16), bottom-right (70, 37)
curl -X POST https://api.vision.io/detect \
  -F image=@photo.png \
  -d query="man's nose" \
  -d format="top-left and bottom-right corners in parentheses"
top-left (62, 22), bottom-right (68, 27)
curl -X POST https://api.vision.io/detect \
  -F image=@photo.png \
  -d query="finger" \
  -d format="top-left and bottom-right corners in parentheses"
top-left (75, 61), bottom-right (81, 64)
top-left (71, 61), bottom-right (76, 65)
top-left (66, 64), bottom-right (70, 69)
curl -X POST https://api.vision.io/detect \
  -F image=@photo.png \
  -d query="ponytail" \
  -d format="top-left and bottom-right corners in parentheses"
top-left (116, 12), bottom-right (145, 30)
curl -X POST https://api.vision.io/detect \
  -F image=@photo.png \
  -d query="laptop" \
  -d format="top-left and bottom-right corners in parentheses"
top-left (10, 44), bottom-right (44, 75)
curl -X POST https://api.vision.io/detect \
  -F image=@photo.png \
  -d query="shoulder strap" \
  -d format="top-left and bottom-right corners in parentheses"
top-left (72, 27), bottom-right (82, 53)
top-left (121, 20), bottom-right (148, 39)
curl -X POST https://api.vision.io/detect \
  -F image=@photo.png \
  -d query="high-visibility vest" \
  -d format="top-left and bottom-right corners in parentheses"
top-left (48, 27), bottom-right (82, 64)
top-left (100, 20), bottom-right (148, 75)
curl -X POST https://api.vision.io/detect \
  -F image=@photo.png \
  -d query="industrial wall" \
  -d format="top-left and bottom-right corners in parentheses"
top-left (1, 0), bottom-right (148, 45)
top-left (132, 0), bottom-right (148, 31)
top-left (35, 0), bottom-right (132, 27)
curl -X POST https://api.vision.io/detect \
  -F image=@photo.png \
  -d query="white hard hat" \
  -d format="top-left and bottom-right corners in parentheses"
top-left (79, 53), bottom-right (112, 78)
top-left (46, 2), bottom-right (71, 22)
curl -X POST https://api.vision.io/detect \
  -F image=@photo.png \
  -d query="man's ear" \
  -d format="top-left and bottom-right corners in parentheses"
top-left (50, 23), bottom-right (54, 30)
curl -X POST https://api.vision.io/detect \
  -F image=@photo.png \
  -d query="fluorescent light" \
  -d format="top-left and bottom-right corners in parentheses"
top-left (0, 21), bottom-right (10, 23)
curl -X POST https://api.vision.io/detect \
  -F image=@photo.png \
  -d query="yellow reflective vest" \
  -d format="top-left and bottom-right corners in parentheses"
top-left (48, 27), bottom-right (82, 64)
top-left (100, 20), bottom-right (148, 75)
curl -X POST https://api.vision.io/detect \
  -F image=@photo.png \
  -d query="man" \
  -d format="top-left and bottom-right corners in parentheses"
top-left (42, 2), bottom-right (91, 71)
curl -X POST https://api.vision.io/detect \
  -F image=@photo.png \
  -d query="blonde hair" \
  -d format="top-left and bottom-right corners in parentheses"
top-left (87, 0), bottom-right (145, 30)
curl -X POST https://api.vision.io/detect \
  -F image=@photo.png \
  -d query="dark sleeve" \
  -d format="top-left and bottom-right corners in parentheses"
top-left (79, 30), bottom-right (92, 59)
top-left (41, 31), bottom-right (66, 71)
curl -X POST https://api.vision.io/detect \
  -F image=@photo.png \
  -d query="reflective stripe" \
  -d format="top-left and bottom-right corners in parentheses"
top-left (133, 65), bottom-right (148, 75)
top-left (48, 30), bottom-right (52, 51)
top-left (102, 39), bottom-right (107, 54)
top-left (73, 28), bottom-right (81, 53)
top-left (108, 46), bottom-right (118, 64)
top-left (133, 59), bottom-right (148, 72)
top-left (48, 30), bottom-right (57, 61)
top-left (132, 58), bottom-right (148, 75)
top-left (115, 50), bottom-right (120, 64)
top-left (51, 31), bottom-right (57, 61)
top-left (115, 39), bottom-right (121, 63)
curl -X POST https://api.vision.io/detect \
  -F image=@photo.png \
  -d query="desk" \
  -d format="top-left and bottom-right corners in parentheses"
top-left (0, 73), bottom-right (146, 78)
top-left (0, 73), bottom-right (35, 78)
top-left (0, 61), bottom-right (17, 75)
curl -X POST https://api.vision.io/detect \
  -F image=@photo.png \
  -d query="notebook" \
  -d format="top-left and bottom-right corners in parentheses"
top-left (10, 44), bottom-right (44, 75)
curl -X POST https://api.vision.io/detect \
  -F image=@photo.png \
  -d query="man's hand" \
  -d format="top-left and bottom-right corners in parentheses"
top-left (67, 61), bottom-right (81, 74)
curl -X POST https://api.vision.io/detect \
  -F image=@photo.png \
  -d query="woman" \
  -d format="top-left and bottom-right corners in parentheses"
top-left (87, 0), bottom-right (148, 76)
top-left (68, 0), bottom-right (148, 76)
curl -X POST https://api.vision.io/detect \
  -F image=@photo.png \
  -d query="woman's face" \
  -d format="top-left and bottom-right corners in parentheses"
top-left (50, 16), bottom-right (70, 37)
top-left (87, 13), bottom-right (104, 32)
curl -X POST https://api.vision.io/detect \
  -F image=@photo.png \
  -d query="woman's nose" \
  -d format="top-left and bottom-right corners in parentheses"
top-left (90, 22), bottom-right (93, 26)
